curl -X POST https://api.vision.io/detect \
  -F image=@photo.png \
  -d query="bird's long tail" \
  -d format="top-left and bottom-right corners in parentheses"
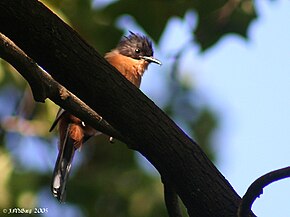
top-left (51, 127), bottom-right (76, 203)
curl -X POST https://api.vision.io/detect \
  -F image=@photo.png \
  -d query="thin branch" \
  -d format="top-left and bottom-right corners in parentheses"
top-left (162, 176), bottom-right (183, 217)
top-left (238, 166), bottom-right (290, 217)
top-left (0, 32), bottom-right (127, 143)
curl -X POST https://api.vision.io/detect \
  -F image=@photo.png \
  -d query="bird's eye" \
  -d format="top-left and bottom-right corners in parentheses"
top-left (135, 49), bottom-right (141, 54)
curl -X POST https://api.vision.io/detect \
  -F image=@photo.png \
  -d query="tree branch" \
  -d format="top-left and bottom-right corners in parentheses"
top-left (0, 23), bottom-right (182, 217)
top-left (162, 176), bottom-right (183, 217)
top-left (238, 166), bottom-right (290, 217)
top-left (0, 14), bottom-right (183, 217)
top-left (0, 32), bottom-right (126, 143)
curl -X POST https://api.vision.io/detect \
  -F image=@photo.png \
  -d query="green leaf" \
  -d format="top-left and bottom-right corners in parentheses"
top-left (194, 0), bottom-right (257, 50)
top-left (104, 0), bottom-right (196, 42)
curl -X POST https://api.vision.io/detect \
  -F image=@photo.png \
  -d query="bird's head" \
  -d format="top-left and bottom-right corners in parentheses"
top-left (116, 31), bottom-right (161, 65)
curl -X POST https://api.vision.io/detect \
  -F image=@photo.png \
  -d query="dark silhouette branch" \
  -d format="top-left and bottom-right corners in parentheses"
top-left (0, 32), bottom-right (126, 143)
top-left (238, 166), bottom-right (290, 217)
top-left (0, 25), bottom-right (182, 217)
top-left (0, 1), bottom-right (256, 216)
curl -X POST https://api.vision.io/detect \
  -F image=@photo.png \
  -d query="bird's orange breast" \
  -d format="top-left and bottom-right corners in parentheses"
top-left (105, 50), bottom-right (149, 88)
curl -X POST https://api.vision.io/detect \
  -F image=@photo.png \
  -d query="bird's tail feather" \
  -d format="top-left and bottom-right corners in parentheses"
top-left (51, 128), bottom-right (76, 203)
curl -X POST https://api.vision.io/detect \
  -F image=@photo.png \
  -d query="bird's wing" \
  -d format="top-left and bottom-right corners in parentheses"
top-left (49, 108), bottom-right (66, 132)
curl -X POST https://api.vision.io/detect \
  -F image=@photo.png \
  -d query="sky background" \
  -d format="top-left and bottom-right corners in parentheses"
top-left (140, 1), bottom-right (290, 216)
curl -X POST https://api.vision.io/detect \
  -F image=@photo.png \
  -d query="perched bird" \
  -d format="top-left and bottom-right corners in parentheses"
top-left (50, 32), bottom-right (161, 202)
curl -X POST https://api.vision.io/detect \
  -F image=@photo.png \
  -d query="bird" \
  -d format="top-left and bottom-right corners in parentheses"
top-left (49, 31), bottom-right (161, 202)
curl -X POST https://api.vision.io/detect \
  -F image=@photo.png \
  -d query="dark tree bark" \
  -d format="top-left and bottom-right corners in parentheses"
top-left (238, 166), bottom-right (290, 217)
top-left (0, 1), bottom-right (255, 216)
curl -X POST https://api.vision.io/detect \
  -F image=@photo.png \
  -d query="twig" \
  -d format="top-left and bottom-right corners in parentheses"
top-left (238, 166), bottom-right (290, 217)
top-left (0, 32), bottom-right (127, 143)
top-left (162, 176), bottom-right (183, 217)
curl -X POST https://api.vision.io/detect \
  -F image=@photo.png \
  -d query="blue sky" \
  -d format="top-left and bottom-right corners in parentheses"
top-left (201, 1), bottom-right (290, 216)
top-left (141, 1), bottom-right (290, 216)
top-left (199, 2), bottom-right (290, 216)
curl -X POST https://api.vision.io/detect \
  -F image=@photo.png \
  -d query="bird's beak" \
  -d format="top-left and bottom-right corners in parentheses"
top-left (141, 56), bottom-right (162, 65)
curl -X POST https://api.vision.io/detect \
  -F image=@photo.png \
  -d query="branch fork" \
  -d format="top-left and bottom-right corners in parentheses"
top-left (0, 32), bottom-right (125, 142)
